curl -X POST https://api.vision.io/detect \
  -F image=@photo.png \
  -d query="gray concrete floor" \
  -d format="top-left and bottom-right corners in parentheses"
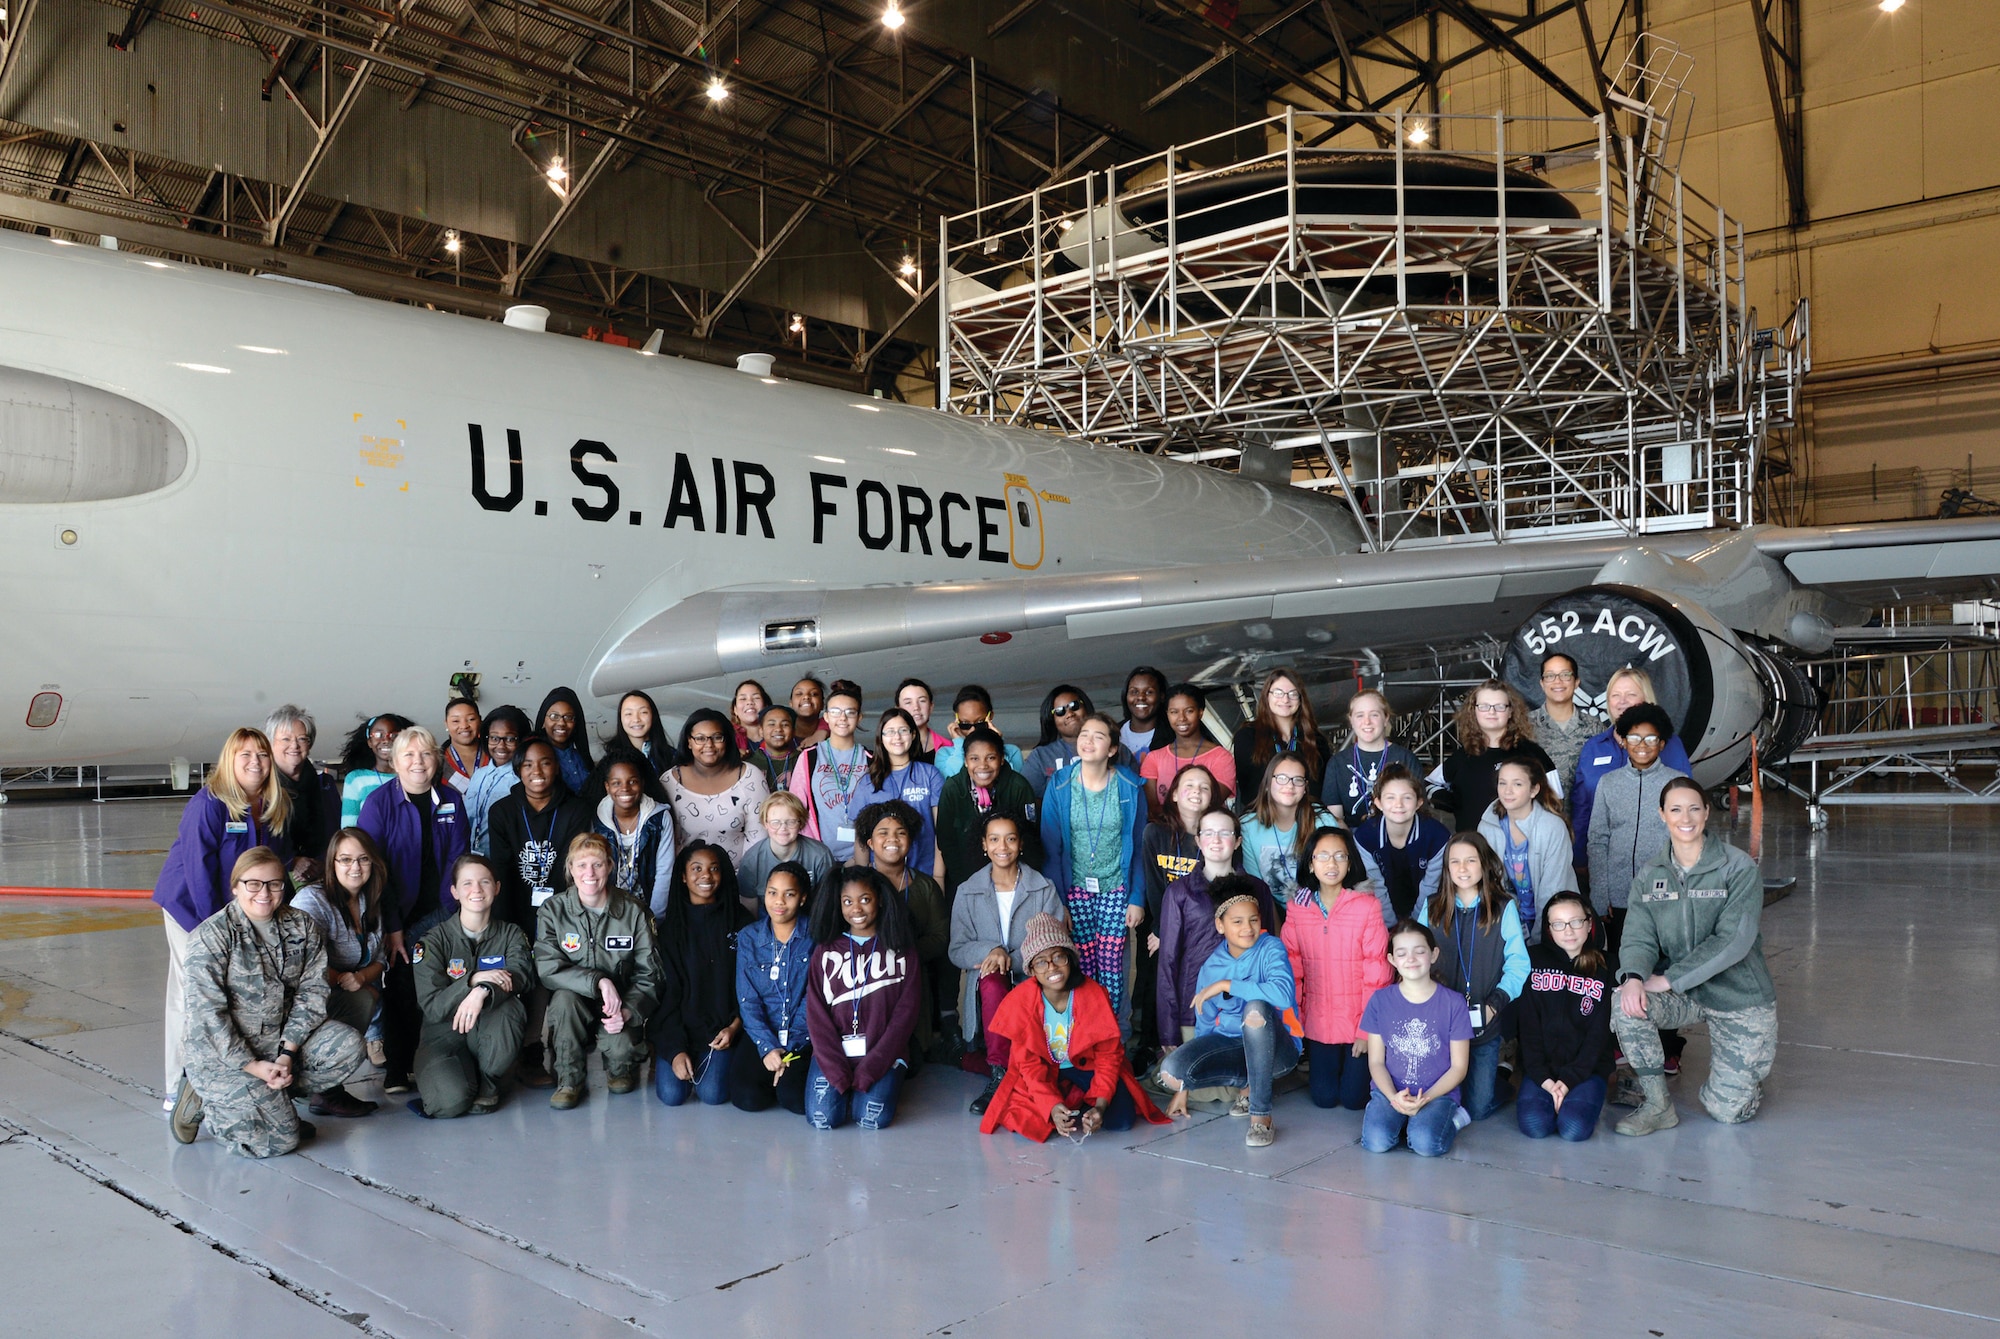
top-left (1, 793), bottom-right (1995, 1337)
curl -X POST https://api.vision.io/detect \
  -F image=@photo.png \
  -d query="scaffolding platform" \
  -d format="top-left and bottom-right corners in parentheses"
top-left (939, 47), bottom-right (1808, 553)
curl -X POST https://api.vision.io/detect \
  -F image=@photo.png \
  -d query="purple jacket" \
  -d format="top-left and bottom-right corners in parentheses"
top-left (152, 790), bottom-right (293, 932)
top-left (1154, 867), bottom-right (1278, 1047)
top-left (358, 781), bottom-right (467, 934)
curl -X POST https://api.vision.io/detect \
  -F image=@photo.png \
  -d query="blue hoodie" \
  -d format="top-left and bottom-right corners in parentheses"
top-left (1570, 726), bottom-right (1691, 865)
top-left (1038, 763), bottom-right (1150, 906)
top-left (1194, 931), bottom-right (1297, 1039)
top-left (736, 917), bottom-right (816, 1056)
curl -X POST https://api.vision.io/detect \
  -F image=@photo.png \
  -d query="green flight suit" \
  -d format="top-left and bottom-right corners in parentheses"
top-left (532, 889), bottom-right (663, 1089)
top-left (412, 915), bottom-right (535, 1117)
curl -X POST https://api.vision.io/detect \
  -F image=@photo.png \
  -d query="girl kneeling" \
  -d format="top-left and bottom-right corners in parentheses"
top-left (1517, 892), bottom-right (1614, 1141)
top-left (1360, 920), bottom-right (1472, 1156)
top-left (1158, 879), bottom-right (1302, 1148)
top-left (980, 914), bottom-right (1169, 1142)
top-left (804, 868), bottom-right (922, 1130)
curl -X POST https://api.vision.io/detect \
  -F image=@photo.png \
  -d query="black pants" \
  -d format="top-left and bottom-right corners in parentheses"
top-left (380, 959), bottom-right (420, 1081)
top-left (1603, 906), bottom-right (1685, 1062)
top-left (729, 1040), bottom-right (811, 1114)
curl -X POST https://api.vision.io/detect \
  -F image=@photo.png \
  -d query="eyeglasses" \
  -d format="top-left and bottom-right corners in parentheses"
top-left (1267, 686), bottom-right (1301, 702)
top-left (236, 879), bottom-right (286, 894)
top-left (1541, 671), bottom-right (1577, 683)
top-left (1197, 828), bottom-right (1236, 841)
top-left (1050, 702), bottom-right (1084, 717)
top-left (1475, 703), bottom-right (1511, 714)
top-left (1310, 849), bottom-right (1347, 862)
top-left (688, 732), bottom-right (727, 745)
top-left (1625, 733), bottom-right (1663, 746)
top-left (1270, 775), bottom-right (1308, 789)
top-left (333, 855), bottom-right (372, 868)
top-left (1547, 918), bottom-right (1590, 933)
top-left (824, 707), bottom-right (859, 719)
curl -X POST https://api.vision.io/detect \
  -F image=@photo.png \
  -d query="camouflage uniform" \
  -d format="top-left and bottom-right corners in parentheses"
top-left (532, 889), bottom-right (662, 1089)
top-left (181, 904), bottom-right (367, 1157)
top-left (412, 916), bottom-right (534, 1117)
top-left (1611, 836), bottom-right (1778, 1123)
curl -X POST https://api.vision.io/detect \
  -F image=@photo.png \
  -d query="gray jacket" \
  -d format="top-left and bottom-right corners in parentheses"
top-left (1586, 763), bottom-right (1685, 914)
top-left (1477, 804), bottom-right (1580, 942)
top-left (947, 863), bottom-right (1067, 977)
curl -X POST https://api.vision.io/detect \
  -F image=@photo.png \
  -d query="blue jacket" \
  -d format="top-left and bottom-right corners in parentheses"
top-left (934, 737), bottom-right (1025, 778)
top-left (735, 918), bottom-right (815, 1056)
top-left (1571, 727), bottom-right (1692, 865)
top-left (593, 797), bottom-right (677, 917)
top-left (1194, 932), bottom-right (1297, 1038)
top-left (358, 782), bottom-right (468, 935)
top-left (152, 790), bottom-right (294, 932)
top-left (1038, 763), bottom-right (1150, 906)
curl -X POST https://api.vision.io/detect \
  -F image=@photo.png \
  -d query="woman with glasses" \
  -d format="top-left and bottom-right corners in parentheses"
top-left (533, 689), bottom-right (596, 796)
top-left (851, 709), bottom-right (947, 875)
top-left (667, 709), bottom-right (771, 863)
top-left (290, 829), bottom-right (389, 1044)
top-left (1437, 680), bottom-right (1558, 833)
top-left (1527, 654), bottom-right (1604, 798)
top-left (1231, 668), bottom-right (1333, 809)
top-left (1038, 712), bottom-right (1150, 1027)
top-left (933, 684), bottom-right (1025, 778)
top-left (1153, 809), bottom-right (1278, 1056)
top-left (1569, 665), bottom-right (1693, 875)
top-left (787, 683), bottom-right (870, 862)
top-left (1238, 755), bottom-right (1336, 904)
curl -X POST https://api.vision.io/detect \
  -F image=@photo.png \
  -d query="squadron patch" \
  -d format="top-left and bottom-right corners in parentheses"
top-left (411, 943), bottom-right (425, 963)
top-left (447, 958), bottom-right (467, 979)
top-left (561, 931), bottom-right (582, 953)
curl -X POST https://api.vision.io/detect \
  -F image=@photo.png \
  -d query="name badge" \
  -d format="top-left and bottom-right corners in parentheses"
top-left (1083, 876), bottom-right (1101, 894)
top-left (1640, 889), bottom-right (1679, 903)
top-left (842, 1034), bottom-right (868, 1057)
top-left (1468, 1007), bottom-right (1483, 1030)
top-left (225, 821), bottom-right (249, 834)
top-left (532, 885), bottom-right (554, 907)
top-left (836, 826), bottom-right (855, 843)
top-left (1689, 887), bottom-right (1729, 900)
top-left (477, 955), bottom-right (506, 970)
top-left (1591, 753), bottom-right (1613, 765)
top-left (778, 1028), bottom-right (789, 1049)
top-left (437, 803), bottom-right (456, 815)
top-left (605, 934), bottom-right (634, 951)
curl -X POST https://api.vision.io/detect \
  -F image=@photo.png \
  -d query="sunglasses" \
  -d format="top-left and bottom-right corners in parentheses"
top-left (1050, 702), bottom-right (1084, 717)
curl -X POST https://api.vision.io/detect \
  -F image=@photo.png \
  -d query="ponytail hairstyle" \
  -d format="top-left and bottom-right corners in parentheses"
top-left (1431, 832), bottom-right (1513, 934)
top-left (1537, 890), bottom-right (1605, 976)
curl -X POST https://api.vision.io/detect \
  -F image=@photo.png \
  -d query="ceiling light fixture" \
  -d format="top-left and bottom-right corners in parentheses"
top-left (898, 254), bottom-right (917, 277)
top-left (1878, 0), bottom-right (1905, 10)
top-left (788, 314), bottom-right (805, 333)
top-left (882, 2), bottom-right (904, 29)
top-left (444, 229), bottom-right (462, 254)
top-left (706, 78), bottom-right (729, 102)
top-left (546, 157), bottom-right (567, 183)
top-left (1407, 119), bottom-right (1430, 146)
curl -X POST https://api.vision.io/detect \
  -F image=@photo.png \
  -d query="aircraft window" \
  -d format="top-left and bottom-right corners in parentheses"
top-left (26, 692), bottom-right (61, 729)
top-left (1016, 500), bottom-right (1032, 526)
top-left (763, 620), bottom-right (820, 654)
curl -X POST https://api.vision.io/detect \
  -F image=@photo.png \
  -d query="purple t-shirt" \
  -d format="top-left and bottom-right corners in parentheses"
top-left (1360, 982), bottom-right (1475, 1103)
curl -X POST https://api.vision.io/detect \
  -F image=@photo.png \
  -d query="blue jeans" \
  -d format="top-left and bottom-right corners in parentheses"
top-left (1462, 1036), bottom-right (1510, 1121)
top-left (1305, 1038), bottom-right (1372, 1110)
top-left (804, 1057), bottom-right (904, 1130)
top-left (1058, 1068), bottom-right (1138, 1132)
top-left (654, 1038), bottom-right (738, 1107)
top-left (1159, 1000), bottom-right (1300, 1117)
top-left (1515, 1074), bottom-right (1607, 1141)
top-left (1361, 1089), bottom-right (1460, 1156)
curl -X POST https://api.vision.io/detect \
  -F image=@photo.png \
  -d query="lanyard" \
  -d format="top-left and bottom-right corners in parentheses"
top-left (524, 803), bottom-right (559, 885)
top-left (1454, 900), bottom-right (1478, 1007)
top-left (823, 745), bottom-right (864, 808)
top-left (842, 933), bottom-right (873, 1037)
top-left (1349, 744), bottom-right (1382, 805)
top-left (1076, 776), bottom-right (1114, 867)
top-left (765, 931), bottom-right (804, 1039)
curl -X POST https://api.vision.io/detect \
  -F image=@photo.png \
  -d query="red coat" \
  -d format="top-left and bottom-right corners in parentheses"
top-left (979, 977), bottom-right (1169, 1141)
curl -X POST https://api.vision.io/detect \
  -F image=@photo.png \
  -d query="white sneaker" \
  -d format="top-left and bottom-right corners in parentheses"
top-left (1452, 1104), bottom-right (1472, 1130)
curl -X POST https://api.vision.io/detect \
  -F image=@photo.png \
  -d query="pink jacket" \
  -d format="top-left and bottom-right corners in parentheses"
top-left (1281, 887), bottom-right (1394, 1044)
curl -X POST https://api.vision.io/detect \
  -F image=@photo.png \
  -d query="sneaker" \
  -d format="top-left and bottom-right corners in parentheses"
top-left (969, 1066), bottom-right (1005, 1116)
top-left (550, 1086), bottom-right (584, 1110)
top-left (308, 1086), bottom-right (378, 1118)
top-left (1663, 1053), bottom-right (1682, 1078)
top-left (470, 1077), bottom-right (501, 1115)
top-left (1229, 1090), bottom-right (1250, 1117)
top-left (382, 1074), bottom-right (412, 1095)
top-left (605, 1069), bottom-right (638, 1095)
top-left (169, 1078), bottom-right (203, 1144)
top-left (365, 1038), bottom-right (387, 1068)
top-left (1245, 1118), bottom-right (1274, 1148)
top-left (1452, 1104), bottom-right (1473, 1131)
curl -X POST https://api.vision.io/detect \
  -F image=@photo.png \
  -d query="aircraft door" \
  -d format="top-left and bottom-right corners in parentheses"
top-left (1003, 475), bottom-right (1044, 571)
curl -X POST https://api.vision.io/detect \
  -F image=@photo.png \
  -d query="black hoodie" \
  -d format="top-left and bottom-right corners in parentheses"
top-left (1519, 936), bottom-right (1616, 1090)
top-left (651, 896), bottom-right (754, 1062)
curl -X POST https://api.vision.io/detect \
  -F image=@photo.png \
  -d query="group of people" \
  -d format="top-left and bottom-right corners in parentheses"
top-left (153, 660), bottom-right (1777, 1160)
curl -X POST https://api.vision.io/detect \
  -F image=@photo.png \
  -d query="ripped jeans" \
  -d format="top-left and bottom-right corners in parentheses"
top-left (804, 1057), bottom-right (905, 1131)
top-left (1158, 999), bottom-right (1300, 1117)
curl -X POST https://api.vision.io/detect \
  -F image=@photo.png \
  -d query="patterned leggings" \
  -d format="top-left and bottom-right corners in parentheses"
top-left (1065, 883), bottom-right (1128, 1015)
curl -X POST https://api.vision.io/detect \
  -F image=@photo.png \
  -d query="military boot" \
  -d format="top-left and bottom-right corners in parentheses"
top-left (550, 1086), bottom-right (584, 1110)
top-left (169, 1077), bottom-right (203, 1144)
top-left (1614, 1075), bottom-right (1679, 1136)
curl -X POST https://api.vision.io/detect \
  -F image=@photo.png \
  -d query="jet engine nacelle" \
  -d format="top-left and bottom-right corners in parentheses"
top-left (1502, 585), bottom-right (1820, 787)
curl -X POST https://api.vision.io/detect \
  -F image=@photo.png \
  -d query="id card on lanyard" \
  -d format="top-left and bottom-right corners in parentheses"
top-left (842, 937), bottom-right (869, 1056)
top-left (1456, 905), bottom-right (1481, 1030)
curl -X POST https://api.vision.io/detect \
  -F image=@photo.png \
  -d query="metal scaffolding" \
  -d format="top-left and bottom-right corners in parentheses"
top-left (939, 51), bottom-right (1809, 551)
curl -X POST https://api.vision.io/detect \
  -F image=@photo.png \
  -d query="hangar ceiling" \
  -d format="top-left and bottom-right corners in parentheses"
top-left (0, 0), bottom-right (1658, 389)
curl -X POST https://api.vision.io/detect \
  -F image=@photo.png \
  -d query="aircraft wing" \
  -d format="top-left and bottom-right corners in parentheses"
top-left (592, 515), bottom-right (2000, 700)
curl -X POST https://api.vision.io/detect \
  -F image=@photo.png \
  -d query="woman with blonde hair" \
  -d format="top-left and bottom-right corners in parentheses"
top-left (1437, 680), bottom-right (1556, 833)
top-left (1569, 664), bottom-right (1691, 873)
top-left (152, 727), bottom-right (293, 1106)
top-left (359, 725), bottom-right (471, 1093)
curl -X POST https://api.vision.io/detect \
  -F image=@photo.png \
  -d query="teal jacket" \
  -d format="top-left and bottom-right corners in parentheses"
top-left (1619, 836), bottom-right (1774, 1012)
